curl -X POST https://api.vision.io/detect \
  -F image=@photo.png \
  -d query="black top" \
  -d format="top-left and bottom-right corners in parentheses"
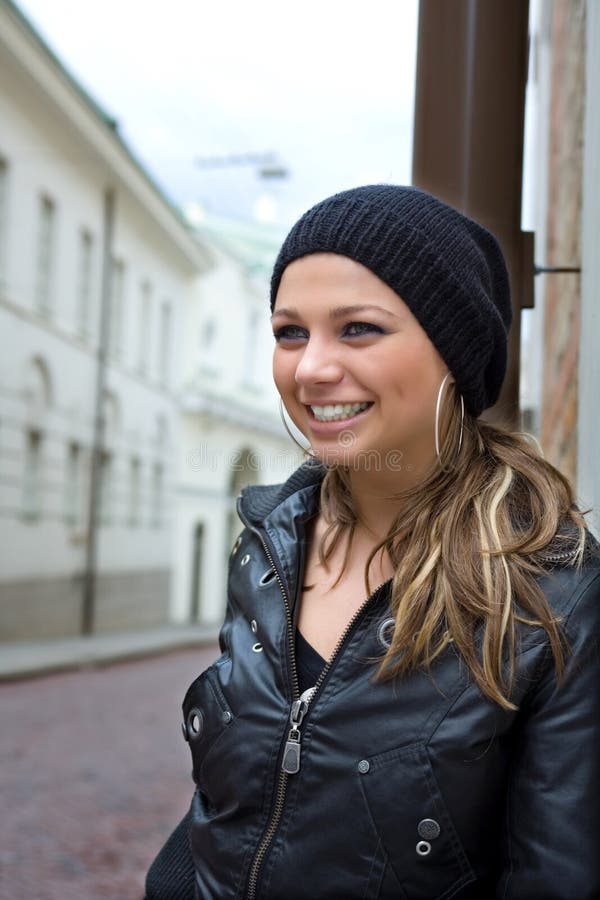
top-left (295, 628), bottom-right (326, 694)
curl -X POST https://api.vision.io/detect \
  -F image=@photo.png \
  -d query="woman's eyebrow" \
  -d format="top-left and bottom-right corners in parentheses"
top-left (271, 304), bottom-right (400, 321)
top-left (329, 304), bottom-right (399, 320)
top-left (271, 307), bottom-right (298, 320)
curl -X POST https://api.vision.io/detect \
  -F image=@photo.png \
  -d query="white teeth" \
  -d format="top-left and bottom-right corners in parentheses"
top-left (310, 402), bottom-right (370, 422)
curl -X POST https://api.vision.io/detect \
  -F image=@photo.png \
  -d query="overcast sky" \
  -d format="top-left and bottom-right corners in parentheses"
top-left (17, 0), bottom-right (419, 227)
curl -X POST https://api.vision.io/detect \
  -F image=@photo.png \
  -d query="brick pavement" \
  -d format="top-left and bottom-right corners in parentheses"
top-left (0, 645), bottom-right (219, 900)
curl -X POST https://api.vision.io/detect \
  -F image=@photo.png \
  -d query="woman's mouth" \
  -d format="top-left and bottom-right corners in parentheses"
top-left (308, 401), bottom-right (372, 422)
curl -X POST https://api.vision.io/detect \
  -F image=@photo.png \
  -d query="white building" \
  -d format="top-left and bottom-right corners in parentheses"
top-left (174, 214), bottom-right (302, 627)
top-left (0, 0), bottom-right (300, 643)
top-left (0, 0), bottom-right (198, 640)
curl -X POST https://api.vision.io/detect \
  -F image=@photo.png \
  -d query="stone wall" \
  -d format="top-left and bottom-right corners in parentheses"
top-left (0, 570), bottom-right (170, 640)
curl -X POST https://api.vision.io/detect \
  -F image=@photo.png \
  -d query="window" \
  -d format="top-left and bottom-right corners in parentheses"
top-left (76, 230), bottom-right (94, 339)
top-left (35, 194), bottom-right (55, 314)
top-left (22, 430), bottom-right (43, 520)
top-left (0, 156), bottom-right (8, 284)
top-left (109, 257), bottom-right (126, 359)
top-left (199, 317), bottom-right (219, 374)
top-left (201, 318), bottom-right (215, 349)
top-left (151, 462), bottom-right (163, 527)
top-left (64, 442), bottom-right (82, 526)
top-left (158, 301), bottom-right (172, 385)
top-left (243, 308), bottom-right (260, 385)
top-left (129, 457), bottom-right (141, 526)
top-left (98, 450), bottom-right (113, 525)
top-left (138, 281), bottom-right (152, 375)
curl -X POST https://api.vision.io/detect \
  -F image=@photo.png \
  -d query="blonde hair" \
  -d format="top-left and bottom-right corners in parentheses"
top-left (316, 387), bottom-right (588, 710)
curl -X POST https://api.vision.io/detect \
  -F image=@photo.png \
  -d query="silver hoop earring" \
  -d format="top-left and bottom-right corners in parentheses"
top-left (279, 397), bottom-right (313, 455)
top-left (434, 373), bottom-right (465, 465)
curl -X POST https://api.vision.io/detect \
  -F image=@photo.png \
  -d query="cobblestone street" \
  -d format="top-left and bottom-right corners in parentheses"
top-left (0, 645), bottom-right (218, 900)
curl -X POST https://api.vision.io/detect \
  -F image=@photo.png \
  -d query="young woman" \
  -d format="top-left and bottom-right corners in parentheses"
top-left (145, 185), bottom-right (600, 899)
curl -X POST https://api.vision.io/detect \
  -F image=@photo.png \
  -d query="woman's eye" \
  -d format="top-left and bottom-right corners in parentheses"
top-left (343, 321), bottom-right (384, 337)
top-left (273, 324), bottom-right (308, 342)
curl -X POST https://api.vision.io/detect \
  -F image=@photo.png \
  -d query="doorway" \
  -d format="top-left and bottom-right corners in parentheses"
top-left (190, 522), bottom-right (204, 622)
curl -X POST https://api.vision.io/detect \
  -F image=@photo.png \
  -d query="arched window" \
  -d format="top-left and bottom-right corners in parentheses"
top-left (98, 450), bottom-right (113, 526)
top-left (151, 462), bottom-right (163, 528)
top-left (158, 301), bottom-right (172, 385)
top-left (199, 316), bottom-right (219, 375)
top-left (101, 390), bottom-right (121, 445)
top-left (22, 429), bottom-right (43, 520)
top-left (21, 356), bottom-right (53, 520)
top-left (98, 390), bottom-right (121, 526)
top-left (76, 229), bottom-right (94, 340)
top-left (243, 307), bottom-right (260, 386)
top-left (35, 194), bottom-right (56, 315)
top-left (109, 257), bottom-right (126, 360)
top-left (64, 441), bottom-right (83, 526)
top-left (138, 280), bottom-right (152, 375)
top-left (129, 457), bottom-right (141, 527)
top-left (154, 413), bottom-right (168, 450)
top-left (23, 356), bottom-right (53, 427)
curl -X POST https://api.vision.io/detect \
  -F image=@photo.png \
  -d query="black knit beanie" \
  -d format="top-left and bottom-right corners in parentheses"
top-left (270, 184), bottom-right (512, 417)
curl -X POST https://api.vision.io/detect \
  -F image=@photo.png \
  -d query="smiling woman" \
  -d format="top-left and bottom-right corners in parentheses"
top-left (145, 185), bottom-right (600, 900)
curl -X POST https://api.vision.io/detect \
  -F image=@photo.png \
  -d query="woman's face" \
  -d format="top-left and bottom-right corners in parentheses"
top-left (272, 253), bottom-right (449, 473)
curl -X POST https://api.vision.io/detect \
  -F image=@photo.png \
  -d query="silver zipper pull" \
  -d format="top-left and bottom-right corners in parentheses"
top-left (281, 687), bottom-right (316, 774)
top-left (282, 727), bottom-right (302, 774)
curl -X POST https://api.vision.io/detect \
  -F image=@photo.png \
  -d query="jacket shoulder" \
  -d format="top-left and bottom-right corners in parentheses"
top-left (536, 539), bottom-right (600, 638)
top-left (237, 459), bottom-right (326, 525)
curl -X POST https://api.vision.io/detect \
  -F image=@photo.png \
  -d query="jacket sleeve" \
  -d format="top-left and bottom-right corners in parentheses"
top-left (144, 807), bottom-right (196, 900)
top-left (497, 569), bottom-right (600, 899)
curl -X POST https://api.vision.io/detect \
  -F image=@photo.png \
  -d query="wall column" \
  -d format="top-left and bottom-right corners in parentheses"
top-left (577, 0), bottom-right (600, 535)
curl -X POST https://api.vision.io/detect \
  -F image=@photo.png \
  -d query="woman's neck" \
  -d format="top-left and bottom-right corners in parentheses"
top-left (345, 468), bottom-right (416, 540)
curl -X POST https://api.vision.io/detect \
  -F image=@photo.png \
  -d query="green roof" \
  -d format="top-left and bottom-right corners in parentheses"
top-left (195, 212), bottom-right (286, 275)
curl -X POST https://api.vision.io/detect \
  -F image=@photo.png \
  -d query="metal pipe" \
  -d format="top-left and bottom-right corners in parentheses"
top-left (82, 186), bottom-right (115, 635)
top-left (412, 0), bottom-right (531, 424)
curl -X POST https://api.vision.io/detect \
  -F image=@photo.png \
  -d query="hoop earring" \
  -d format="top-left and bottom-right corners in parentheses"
top-left (434, 373), bottom-right (465, 466)
top-left (279, 397), bottom-right (313, 455)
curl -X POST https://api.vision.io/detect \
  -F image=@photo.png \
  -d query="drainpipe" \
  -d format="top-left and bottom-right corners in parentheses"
top-left (82, 186), bottom-right (115, 635)
top-left (412, 0), bottom-right (532, 425)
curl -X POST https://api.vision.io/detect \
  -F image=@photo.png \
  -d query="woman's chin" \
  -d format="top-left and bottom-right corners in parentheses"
top-left (309, 443), bottom-right (369, 471)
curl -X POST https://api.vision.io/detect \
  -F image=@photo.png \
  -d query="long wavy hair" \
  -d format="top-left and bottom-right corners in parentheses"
top-left (315, 384), bottom-right (588, 710)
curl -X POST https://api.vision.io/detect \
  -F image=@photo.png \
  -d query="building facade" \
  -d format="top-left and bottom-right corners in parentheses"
top-left (0, 0), bottom-right (208, 639)
top-left (0, 0), bottom-right (299, 642)
top-left (174, 215), bottom-right (301, 628)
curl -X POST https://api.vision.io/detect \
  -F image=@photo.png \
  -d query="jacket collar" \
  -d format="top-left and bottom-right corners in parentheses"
top-left (237, 459), bottom-right (600, 582)
top-left (237, 458), bottom-right (326, 528)
top-left (236, 460), bottom-right (327, 603)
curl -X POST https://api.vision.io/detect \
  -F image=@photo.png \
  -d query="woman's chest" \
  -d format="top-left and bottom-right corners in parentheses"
top-left (296, 571), bottom-right (371, 660)
top-left (296, 529), bottom-right (395, 660)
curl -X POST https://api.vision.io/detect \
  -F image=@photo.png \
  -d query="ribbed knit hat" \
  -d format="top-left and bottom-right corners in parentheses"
top-left (270, 184), bottom-right (512, 417)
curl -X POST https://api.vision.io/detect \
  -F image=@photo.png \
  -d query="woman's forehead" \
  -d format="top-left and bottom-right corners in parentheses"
top-left (274, 253), bottom-right (410, 313)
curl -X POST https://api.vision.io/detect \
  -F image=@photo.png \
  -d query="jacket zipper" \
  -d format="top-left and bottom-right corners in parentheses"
top-left (238, 498), bottom-right (388, 899)
top-left (284, 577), bottom-right (389, 772)
top-left (237, 512), bottom-right (298, 900)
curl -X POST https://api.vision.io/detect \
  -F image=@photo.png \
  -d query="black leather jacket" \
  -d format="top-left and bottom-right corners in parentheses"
top-left (181, 462), bottom-right (600, 900)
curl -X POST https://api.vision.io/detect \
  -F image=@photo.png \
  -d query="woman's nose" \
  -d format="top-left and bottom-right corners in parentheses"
top-left (294, 337), bottom-right (343, 385)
